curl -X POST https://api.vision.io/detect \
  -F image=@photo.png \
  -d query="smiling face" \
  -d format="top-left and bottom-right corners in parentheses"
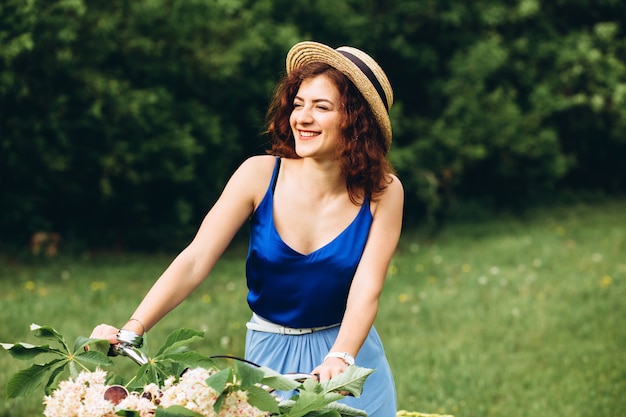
top-left (289, 74), bottom-right (345, 160)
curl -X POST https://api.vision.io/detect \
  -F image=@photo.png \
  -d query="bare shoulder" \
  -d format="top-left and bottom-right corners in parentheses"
top-left (380, 174), bottom-right (404, 205)
top-left (371, 174), bottom-right (404, 216)
top-left (229, 155), bottom-right (278, 206)
top-left (236, 154), bottom-right (277, 177)
top-left (385, 174), bottom-right (404, 195)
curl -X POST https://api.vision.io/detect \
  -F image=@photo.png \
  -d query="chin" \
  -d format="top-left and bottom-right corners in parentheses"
top-left (294, 144), bottom-right (314, 157)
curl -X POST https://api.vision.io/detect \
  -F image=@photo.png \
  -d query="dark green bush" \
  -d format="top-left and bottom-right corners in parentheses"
top-left (1, 0), bottom-right (624, 250)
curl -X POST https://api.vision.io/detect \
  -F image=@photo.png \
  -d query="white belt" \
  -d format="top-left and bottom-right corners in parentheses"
top-left (246, 313), bottom-right (340, 335)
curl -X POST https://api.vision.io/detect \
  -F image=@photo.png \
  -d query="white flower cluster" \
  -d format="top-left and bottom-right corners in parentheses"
top-left (43, 368), bottom-right (269, 417)
top-left (43, 369), bottom-right (117, 417)
top-left (160, 368), bottom-right (267, 417)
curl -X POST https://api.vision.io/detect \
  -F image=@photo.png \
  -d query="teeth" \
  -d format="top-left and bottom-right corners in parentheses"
top-left (300, 131), bottom-right (318, 137)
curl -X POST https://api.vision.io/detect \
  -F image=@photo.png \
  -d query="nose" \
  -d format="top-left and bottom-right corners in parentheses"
top-left (294, 105), bottom-right (313, 124)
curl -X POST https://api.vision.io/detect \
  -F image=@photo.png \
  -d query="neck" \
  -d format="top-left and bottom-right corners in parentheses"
top-left (296, 158), bottom-right (346, 198)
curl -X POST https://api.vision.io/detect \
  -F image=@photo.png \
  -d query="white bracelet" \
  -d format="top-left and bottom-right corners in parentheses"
top-left (128, 317), bottom-right (147, 334)
top-left (324, 351), bottom-right (355, 366)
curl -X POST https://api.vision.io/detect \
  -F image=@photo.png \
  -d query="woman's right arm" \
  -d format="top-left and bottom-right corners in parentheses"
top-left (90, 155), bottom-right (276, 342)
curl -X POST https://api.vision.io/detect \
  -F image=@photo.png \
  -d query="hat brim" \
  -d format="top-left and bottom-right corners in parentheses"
top-left (286, 41), bottom-right (392, 149)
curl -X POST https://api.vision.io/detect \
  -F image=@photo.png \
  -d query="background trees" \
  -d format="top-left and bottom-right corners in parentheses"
top-left (1, 0), bottom-right (625, 250)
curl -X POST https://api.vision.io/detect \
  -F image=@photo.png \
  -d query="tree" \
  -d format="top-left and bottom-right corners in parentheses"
top-left (1, 0), bottom-right (625, 250)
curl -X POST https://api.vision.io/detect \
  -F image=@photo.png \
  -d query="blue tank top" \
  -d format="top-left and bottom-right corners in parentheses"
top-left (246, 158), bottom-right (373, 328)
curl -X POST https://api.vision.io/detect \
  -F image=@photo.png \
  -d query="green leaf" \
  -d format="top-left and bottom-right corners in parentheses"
top-left (213, 392), bottom-right (226, 414)
top-left (30, 324), bottom-right (67, 349)
top-left (233, 360), bottom-right (264, 387)
top-left (74, 350), bottom-right (114, 367)
top-left (302, 377), bottom-right (324, 394)
top-left (205, 367), bottom-right (231, 393)
top-left (83, 338), bottom-right (114, 356)
top-left (146, 362), bottom-right (162, 384)
top-left (6, 358), bottom-right (64, 398)
top-left (131, 362), bottom-right (152, 386)
top-left (258, 365), bottom-right (301, 392)
top-left (278, 398), bottom-right (297, 413)
top-left (324, 392), bottom-right (345, 403)
top-left (308, 410), bottom-right (342, 417)
top-left (244, 385), bottom-right (280, 414)
top-left (324, 401), bottom-right (368, 417)
top-left (69, 360), bottom-right (80, 378)
top-left (117, 409), bottom-right (141, 417)
top-left (108, 373), bottom-right (128, 388)
top-left (159, 346), bottom-right (191, 357)
top-left (139, 361), bottom-right (174, 387)
top-left (73, 335), bottom-right (93, 352)
top-left (282, 373), bottom-right (368, 417)
top-left (155, 328), bottom-right (204, 357)
top-left (44, 363), bottom-right (68, 396)
top-left (155, 405), bottom-right (203, 417)
top-left (165, 362), bottom-right (189, 382)
top-left (159, 351), bottom-right (216, 369)
top-left (287, 389), bottom-right (337, 417)
top-left (0, 342), bottom-right (63, 360)
top-left (320, 366), bottom-right (375, 398)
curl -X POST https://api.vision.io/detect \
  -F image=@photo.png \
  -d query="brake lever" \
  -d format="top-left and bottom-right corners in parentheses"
top-left (282, 372), bottom-right (314, 383)
top-left (110, 342), bottom-right (149, 366)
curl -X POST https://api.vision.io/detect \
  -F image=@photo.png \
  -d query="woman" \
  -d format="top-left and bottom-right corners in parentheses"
top-left (91, 41), bottom-right (403, 416)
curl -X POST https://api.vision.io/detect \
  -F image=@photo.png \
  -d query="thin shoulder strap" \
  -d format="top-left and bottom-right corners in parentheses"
top-left (271, 157), bottom-right (281, 195)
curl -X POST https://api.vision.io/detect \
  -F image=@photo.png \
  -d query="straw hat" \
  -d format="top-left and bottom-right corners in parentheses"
top-left (286, 41), bottom-right (394, 149)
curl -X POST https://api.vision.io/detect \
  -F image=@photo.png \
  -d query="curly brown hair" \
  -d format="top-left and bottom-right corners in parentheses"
top-left (265, 62), bottom-right (394, 204)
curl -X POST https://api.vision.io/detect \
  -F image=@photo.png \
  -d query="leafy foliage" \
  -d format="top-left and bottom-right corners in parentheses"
top-left (1, 324), bottom-right (112, 397)
top-left (1, 0), bottom-right (625, 248)
top-left (382, 0), bottom-right (626, 225)
top-left (1, 324), bottom-right (372, 417)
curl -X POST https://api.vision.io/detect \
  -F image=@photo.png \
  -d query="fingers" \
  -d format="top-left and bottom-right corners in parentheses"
top-left (310, 366), bottom-right (353, 396)
top-left (90, 323), bottom-right (118, 338)
top-left (311, 360), bottom-right (348, 382)
top-left (85, 324), bottom-right (120, 351)
top-left (90, 324), bottom-right (120, 342)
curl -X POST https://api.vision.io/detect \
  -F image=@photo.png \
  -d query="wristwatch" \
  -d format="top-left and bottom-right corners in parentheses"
top-left (324, 351), bottom-right (355, 366)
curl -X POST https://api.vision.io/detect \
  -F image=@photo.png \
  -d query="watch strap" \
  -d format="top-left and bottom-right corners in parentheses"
top-left (324, 351), bottom-right (355, 366)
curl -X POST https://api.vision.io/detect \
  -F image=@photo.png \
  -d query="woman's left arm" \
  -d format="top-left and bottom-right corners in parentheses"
top-left (313, 175), bottom-right (404, 380)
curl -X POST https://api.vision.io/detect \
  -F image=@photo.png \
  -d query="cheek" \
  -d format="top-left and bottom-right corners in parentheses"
top-left (333, 117), bottom-right (345, 137)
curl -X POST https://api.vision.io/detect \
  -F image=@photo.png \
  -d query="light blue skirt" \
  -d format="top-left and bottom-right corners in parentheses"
top-left (245, 316), bottom-right (397, 416)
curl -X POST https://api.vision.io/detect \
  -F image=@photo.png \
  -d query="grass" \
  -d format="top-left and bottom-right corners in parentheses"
top-left (1, 199), bottom-right (624, 417)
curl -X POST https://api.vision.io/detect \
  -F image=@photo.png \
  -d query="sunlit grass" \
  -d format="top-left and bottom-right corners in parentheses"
top-left (1, 199), bottom-right (624, 417)
top-left (384, 199), bottom-right (625, 416)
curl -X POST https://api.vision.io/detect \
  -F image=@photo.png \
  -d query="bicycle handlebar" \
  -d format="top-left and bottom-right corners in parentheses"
top-left (111, 345), bottom-right (313, 383)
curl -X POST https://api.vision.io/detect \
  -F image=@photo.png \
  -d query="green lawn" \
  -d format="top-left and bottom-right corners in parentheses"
top-left (1, 199), bottom-right (624, 417)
